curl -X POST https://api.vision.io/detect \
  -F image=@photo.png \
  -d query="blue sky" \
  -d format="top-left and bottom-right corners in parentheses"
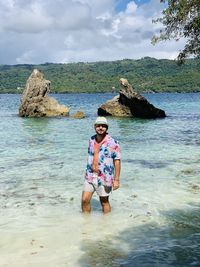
top-left (116, 0), bottom-right (150, 11)
top-left (0, 0), bottom-right (185, 64)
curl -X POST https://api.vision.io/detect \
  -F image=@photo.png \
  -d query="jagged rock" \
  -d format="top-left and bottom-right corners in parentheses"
top-left (98, 78), bottom-right (166, 118)
top-left (98, 95), bottom-right (131, 117)
top-left (19, 69), bottom-right (69, 117)
top-left (70, 111), bottom-right (85, 119)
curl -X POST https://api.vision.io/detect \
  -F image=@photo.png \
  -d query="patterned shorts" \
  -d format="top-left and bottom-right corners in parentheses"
top-left (83, 174), bottom-right (112, 197)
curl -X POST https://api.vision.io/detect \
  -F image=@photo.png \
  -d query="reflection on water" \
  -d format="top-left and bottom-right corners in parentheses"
top-left (21, 117), bottom-right (51, 133)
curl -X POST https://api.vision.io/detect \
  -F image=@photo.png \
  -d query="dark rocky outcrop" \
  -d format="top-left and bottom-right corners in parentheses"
top-left (98, 78), bottom-right (166, 118)
top-left (19, 69), bottom-right (70, 117)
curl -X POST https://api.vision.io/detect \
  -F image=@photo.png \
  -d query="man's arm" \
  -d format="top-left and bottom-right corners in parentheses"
top-left (113, 159), bottom-right (121, 190)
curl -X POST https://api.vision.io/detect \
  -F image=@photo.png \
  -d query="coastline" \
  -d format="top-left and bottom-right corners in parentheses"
top-left (1, 90), bottom-right (200, 94)
top-left (1, 58), bottom-right (200, 94)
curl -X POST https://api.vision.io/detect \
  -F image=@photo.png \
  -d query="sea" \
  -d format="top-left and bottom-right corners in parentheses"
top-left (0, 93), bottom-right (199, 267)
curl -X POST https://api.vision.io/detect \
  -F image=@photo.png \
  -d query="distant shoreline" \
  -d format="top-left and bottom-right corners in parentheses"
top-left (0, 57), bottom-right (199, 94)
top-left (1, 91), bottom-right (200, 95)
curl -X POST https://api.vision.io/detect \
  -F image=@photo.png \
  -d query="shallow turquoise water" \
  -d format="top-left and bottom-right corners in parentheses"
top-left (0, 93), bottom-right (199, 266)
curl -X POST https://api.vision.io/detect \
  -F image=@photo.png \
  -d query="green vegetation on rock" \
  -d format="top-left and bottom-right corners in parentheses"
top-left (0, 57), bottom-right (199, 93)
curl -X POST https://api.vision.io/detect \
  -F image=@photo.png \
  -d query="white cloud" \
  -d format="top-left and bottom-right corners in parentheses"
top-left (125, 1), bottom-right (137, 14)
top-left (0, 0), bottom-right (186, 64)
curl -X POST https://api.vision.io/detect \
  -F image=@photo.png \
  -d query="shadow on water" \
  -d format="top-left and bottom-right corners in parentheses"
top-left (123, 159), bottom-right (173, 169)
top-left (78, 204), bottom-right (200, 267)
top-left (91, 198), bottom-right (102, 212)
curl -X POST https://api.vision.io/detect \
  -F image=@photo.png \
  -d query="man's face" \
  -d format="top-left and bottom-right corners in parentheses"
top-left (94, 124), bottom-right (108, 135)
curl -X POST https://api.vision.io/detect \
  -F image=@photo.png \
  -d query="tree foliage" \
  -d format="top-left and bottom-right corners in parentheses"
top-left (0, 58), bottom-right (199, 93)
top-left (152, 0), bottom-right (200, 63)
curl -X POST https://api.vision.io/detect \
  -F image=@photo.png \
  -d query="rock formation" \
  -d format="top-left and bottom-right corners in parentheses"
top-left (98, 78), bottom-right (166, 118)
top-left (70, 111), bottom-right (85, 119)
top-left (19, 69), bottom-right (70, 117)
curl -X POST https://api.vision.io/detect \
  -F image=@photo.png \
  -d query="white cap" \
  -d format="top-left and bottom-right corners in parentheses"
top-left (94, 116), bottom-right (109, 127)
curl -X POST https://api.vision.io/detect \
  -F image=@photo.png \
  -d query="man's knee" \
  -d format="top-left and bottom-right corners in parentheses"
top-left (82, 197), bottom-right (90, 206)
top-left (82, 192), bottom-right (92, 205)
top-left (100, 197), bottom-right (111, 213)
top-left (82, 192), bottom-right (92, 213)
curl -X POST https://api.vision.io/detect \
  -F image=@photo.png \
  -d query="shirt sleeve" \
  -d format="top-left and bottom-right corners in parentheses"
top-left (111, 141), bottom-right (121, 160)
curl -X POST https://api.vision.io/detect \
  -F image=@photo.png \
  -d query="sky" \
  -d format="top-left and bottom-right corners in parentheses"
top-left (0, 0), bottom-right (186, 65)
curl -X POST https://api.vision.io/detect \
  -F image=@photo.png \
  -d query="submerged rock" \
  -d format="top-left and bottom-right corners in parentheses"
top-left (70, 111), bottom-right (85, 119)
top-left (191, 183), bottom-right (200, 191)
top-left (98, 78), bottom-right (166, 118)
top-left (19, 69), bottom-right (70, 117)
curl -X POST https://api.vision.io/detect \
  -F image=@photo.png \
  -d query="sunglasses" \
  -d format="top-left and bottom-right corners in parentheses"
top-left (95, 124), bottom-right (108, 128)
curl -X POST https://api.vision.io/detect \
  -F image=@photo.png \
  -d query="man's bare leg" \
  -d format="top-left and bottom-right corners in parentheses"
top-left (100, 196), bottom-right (111, 213)
top-left (81, 191), bottom-right (93, 213)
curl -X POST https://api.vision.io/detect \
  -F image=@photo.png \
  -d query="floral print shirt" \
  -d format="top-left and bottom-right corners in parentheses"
top-left (85, 134), bottom-right (121, 186)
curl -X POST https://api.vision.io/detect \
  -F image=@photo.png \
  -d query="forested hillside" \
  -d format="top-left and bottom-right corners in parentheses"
top-left (0, 57), bottom-right (199, 93)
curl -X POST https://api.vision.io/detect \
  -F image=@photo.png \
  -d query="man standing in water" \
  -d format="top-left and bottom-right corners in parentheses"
top-left (82, 117), bottom-right (121, 213)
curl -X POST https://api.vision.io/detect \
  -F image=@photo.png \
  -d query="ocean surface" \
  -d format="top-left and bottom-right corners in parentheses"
top-left (0, 93), bottom-right (199, 267)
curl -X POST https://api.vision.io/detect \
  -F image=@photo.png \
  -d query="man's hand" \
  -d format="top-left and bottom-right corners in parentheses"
top-left (113, 159), bottom-right (120, 190)
top-left (113, 180), bottom-right (119, 190)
